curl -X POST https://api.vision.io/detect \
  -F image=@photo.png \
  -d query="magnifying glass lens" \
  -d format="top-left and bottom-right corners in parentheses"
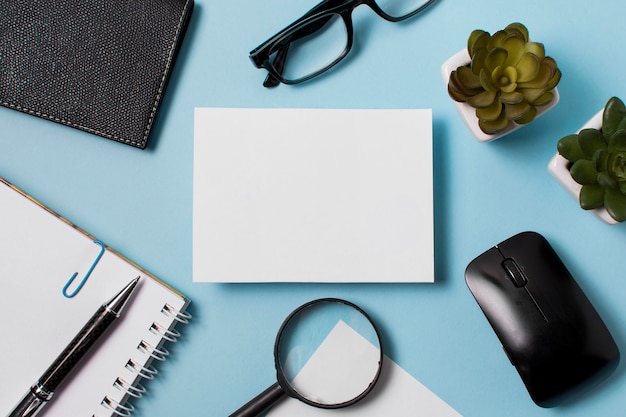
top-left (275, 299), bottom-right (382, 407)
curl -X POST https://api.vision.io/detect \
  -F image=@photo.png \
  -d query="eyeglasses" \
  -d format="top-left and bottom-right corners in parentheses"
top-left (249, 0), bottom-right (437, 88)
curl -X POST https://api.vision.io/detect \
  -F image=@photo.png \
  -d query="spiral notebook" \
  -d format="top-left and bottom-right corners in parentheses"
top-left (0, 177), bottom-right (190, 417)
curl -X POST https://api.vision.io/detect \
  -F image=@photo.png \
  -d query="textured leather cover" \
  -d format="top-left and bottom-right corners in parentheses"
top-left (0, 0), bottom-right (194, 149)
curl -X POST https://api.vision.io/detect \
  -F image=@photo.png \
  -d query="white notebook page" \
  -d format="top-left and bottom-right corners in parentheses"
top-left (0, 178), bottom-right (189, 417)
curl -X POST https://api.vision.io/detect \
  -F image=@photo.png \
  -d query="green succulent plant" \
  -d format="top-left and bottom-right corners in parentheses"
top-left (557, 97), bottom-right (626, 222)
top-left (448, 22), bottom-right (561, 134)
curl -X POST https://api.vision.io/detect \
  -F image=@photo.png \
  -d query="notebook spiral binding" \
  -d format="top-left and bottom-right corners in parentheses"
top-left (98, 303), bottom-right (191, 417)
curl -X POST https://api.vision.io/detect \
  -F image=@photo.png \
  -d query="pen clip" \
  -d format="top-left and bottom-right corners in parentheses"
top-left (62, 240), bottom-right (106, 298)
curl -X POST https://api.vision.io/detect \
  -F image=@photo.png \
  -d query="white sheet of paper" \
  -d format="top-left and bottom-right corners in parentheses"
top-left (287, 320), bottom-right (382, 404)
top-left (193, 108), bottom-right (434, 282)
top-left (266, 320), bottom-right (462, 417)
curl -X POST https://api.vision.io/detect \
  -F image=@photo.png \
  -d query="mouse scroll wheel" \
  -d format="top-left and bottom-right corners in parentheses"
top-left (502, 258), bottom-right (528, 287)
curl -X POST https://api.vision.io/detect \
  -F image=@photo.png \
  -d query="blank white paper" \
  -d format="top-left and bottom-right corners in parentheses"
top-left (287, 320), bottom-right (382, 404)
top-left (265, 319), bottom-right (463, 417)
top-left (193, 108), bottom-right (433, 282)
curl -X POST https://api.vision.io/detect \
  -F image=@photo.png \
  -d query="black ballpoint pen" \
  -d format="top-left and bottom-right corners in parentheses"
top-left (7, 277), bottom-right (140, 417)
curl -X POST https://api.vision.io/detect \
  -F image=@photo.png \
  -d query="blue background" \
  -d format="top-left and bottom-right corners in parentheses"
top-left (2, 0), bottom-right (625, 415)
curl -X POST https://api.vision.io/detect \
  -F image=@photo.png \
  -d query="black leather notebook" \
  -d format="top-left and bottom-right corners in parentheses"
top-left (0, 0), bottom-right (194, 149)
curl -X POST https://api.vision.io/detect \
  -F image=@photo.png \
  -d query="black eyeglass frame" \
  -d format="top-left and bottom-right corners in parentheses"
top-left (249, 0), bottom-right (437, 87)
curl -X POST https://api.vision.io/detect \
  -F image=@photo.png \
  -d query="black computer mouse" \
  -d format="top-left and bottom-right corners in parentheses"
top-left (465, 231), bottom-right (619, 407)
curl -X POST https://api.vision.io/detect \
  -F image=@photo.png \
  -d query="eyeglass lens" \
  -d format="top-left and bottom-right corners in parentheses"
top-left (269, 13), bottom-right (348, 84)
top-left (267, 0), bottom-right (433, 84)
top-left (376, 0), bottom-right (431, 18)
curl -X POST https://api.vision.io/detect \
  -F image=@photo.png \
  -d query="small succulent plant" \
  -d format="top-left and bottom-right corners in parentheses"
top-left (557, 97), bottom-right (626, 223)
top-left (448, 22), bottom-right (561, 134)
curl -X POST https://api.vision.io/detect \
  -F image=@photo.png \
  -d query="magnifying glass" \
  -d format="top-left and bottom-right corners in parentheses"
top-left (229, 298), bottom-right (383, 417)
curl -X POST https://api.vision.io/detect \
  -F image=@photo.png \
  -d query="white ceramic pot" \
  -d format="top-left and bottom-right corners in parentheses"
top-left (547, 110), bottom-right (618, 225)
top-left (441, 48), bottom-right (560, 142)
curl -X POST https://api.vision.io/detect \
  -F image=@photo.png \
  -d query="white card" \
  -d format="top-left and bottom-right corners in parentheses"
top-left (265, 320), bottom-right (462, 417)
top-left (193, 108), bottom-right (433, 282)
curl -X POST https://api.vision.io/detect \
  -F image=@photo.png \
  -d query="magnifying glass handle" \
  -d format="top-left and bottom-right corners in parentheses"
top-left (229, 382), bottom-right (285, 417)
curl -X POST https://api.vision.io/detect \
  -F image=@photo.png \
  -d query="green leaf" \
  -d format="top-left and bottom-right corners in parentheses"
top-left (578, 128), bottom-right (606, 158)
top-left (500, 91), bottom-right (524, 104)
top-left (493, 66), bottom-right (517, 94)
top-left (448, 68), bottom-right (484, 102)
top-left (502, 36), bottom-right (525, 67)
top-left (476, 98), bottom-right (504, 121)
top-left (608, 130), bottom-right (626, 152)
top-left (471, 48), bottom-right (488, 75)
top-left (504, 101), bottom-right (531, 121)
top-left (618, 118), bottom-right (626, 133)
top-left (515, 53), bottom-right (540, 83)
top-left (514, 105), bottom-right (537, 124)
top-left (524, 42), bottom-right (545, 61)
top-left (557, 134), bottom-right (585, 162)
top-left (487, 30), bottom-right (507, 50)
top-left (456, 66), bottom-right (482, 90)
top-left (607, 151), bottom-right (626, 180)
top-left (467, 89), bottom-right (497, 108)
top-left (484, 48), bottom-right (508, 73)
top-left (516, 61), bottom-right (552, 89)
top-left (545, 60), bottom-right (561, 90)
top-left (532, 92), bottom-right (554, 106)
top-left (570, 160), bottom-right (598, 185)
top-left (593, 148), bottom-right (608, 172)
top-left (598, 172), bottom-right (617, 189)
top-left (604, 188), bottom-right (626, 222)
top-left (449, 73), bottom-right (474, 98)
top-left (602, 97), bottom-right (626, 138)
top-left (479, 111), bottom-right (509, 134)
top-left (504, 23), bottom-right (529, 42)
top-left (579, 184), bottom-right (605, 209)
top-left (447, 83), bottom-right (469, 102)
top-left (468, 30), bottom-right (489, 57)
top-left (479, 68), bottom-right (498, 92)
top-left (519, 87), bottom-right (546, 104)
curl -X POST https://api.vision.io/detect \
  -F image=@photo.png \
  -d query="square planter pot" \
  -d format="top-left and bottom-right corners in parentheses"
top-left (547, 110), bottom-right (618, 225)
top-left (441, 48), bottom-right (560, 142)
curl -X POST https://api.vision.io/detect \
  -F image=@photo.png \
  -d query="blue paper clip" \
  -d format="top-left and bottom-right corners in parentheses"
top-left (63, 240), bottom-right (106, 298)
